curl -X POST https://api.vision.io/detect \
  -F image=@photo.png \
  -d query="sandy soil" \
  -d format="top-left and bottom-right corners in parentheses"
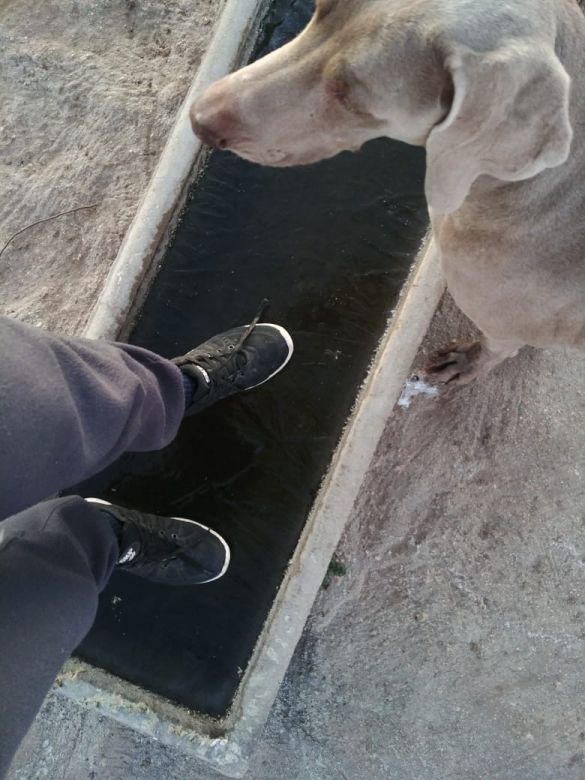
top-left (0, 0), bottom-right (219, 335)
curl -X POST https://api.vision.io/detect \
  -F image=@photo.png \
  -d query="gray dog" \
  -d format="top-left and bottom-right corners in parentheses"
top-left (191, 0), bottom-right (585, 384)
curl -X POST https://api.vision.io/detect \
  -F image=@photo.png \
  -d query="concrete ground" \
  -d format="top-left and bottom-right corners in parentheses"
top-left (4, 2), bottom-right (585, 779)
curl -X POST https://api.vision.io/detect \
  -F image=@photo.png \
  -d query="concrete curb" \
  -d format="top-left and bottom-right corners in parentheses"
top-left (225, 236), bottom-right (445, 769)
top-left (84, 0), bottom-right (268, 341)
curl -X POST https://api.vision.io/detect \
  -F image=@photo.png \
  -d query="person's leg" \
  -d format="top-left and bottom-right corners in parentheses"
top-left (0, 315), bottom-right (293, 520)
top-left (0, 315), bottom-right (186, 520)
top-left (0, 493), bottom-right (233, 776)
top-left (0, 496), bottom-right (118, 776)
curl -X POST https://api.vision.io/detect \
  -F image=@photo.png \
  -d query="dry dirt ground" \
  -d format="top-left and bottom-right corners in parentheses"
top-left (0, 0), bottom-right (217, 334)
top-left (4, 2), bottom-right (585, 780)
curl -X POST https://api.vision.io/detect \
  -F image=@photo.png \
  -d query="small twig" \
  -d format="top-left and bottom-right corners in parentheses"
top-left (0, 202), bottom-right (101, 261)
top-left (235, 298), bottom-right (271, 348)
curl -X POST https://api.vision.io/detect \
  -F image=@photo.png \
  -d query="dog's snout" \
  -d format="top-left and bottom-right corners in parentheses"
top-left (191, 115), bottom-right (228, 150)
top-left (190, 82), bottom-right (239, 151)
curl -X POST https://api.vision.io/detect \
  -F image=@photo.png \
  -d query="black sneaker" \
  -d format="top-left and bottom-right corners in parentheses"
top-left (87, 498), bottom-right (230, 586)
top-left (173, 322), bottom-right (293, 416)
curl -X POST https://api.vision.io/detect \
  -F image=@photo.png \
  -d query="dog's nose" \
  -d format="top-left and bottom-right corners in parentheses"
top-left (191, 116), bottom-right (228, 150)
top-left (190, 82), bottom-right (239, 151)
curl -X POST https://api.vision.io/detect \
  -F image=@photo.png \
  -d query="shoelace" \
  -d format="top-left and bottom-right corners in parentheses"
top-left (115, 506), bottom-right (183, 565)
top-left (128, 525), bottom-right (181, 566)
top-left (137, 527), bottom-right (215, 575)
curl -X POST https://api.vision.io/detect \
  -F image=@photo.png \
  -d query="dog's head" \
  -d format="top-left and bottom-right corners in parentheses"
top-left (191, 0), bottom-right (573, 213)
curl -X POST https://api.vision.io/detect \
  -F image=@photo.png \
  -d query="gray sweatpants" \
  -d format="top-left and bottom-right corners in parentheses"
top-left (0, 315), bottom-right (186, 776)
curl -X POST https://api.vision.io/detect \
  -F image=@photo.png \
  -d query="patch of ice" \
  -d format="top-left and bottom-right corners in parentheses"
top-left (397, 376), bottom-right (439, 409)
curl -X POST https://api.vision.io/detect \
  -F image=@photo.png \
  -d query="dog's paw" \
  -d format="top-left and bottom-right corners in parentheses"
top-left (423, 341), bottom-right (483, 385)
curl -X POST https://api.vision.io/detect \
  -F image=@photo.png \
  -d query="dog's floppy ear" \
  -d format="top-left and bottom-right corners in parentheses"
top-left (425, 43), bottom-right (572, 213)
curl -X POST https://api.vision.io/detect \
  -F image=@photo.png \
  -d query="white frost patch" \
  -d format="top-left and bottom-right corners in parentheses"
top-left (397, 376), bottom-right (439, 409)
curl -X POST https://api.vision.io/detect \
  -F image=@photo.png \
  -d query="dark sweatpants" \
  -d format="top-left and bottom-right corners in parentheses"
top-left (0, 315), bottom-right (186, 776)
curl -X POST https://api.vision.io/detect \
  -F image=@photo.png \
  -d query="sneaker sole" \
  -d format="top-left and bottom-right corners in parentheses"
top-left (86, 498), bottom-right (231, 584)
top-left (245, 323), bottom-right (294, 390)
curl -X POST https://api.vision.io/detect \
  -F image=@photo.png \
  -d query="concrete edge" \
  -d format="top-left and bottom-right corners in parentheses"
top-left (226, 235), bottom-right (445, 761)
top-left (83, 0), bottom-right (268, 341)
top-left (56, 660), bottom-right (248, 776)
top-left (57, 238), bottom-right (445, 778)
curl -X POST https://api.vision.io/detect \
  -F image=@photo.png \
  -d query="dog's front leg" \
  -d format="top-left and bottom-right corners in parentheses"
top-left (423, 335), bottom-right (524, 385)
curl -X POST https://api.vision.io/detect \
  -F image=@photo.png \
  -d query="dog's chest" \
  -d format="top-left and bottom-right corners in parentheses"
top-left (436, 223), bottom-right (585, 347)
